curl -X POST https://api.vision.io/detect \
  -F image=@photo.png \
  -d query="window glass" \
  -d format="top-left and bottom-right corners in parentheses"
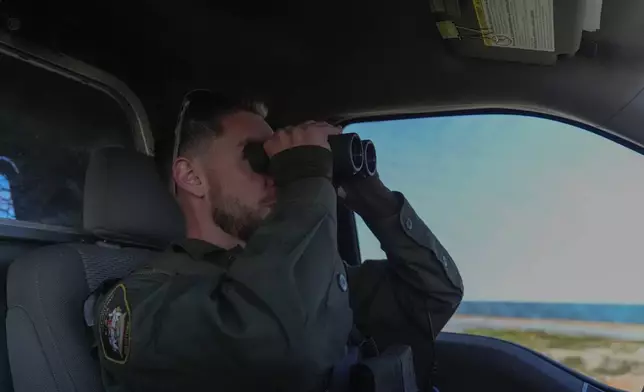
top-left (0, 172), bottom-right (16, 220)
top-left (0, 53), bottom-right (134, 228)
top-left (347, 114), bottom-right (644, 392)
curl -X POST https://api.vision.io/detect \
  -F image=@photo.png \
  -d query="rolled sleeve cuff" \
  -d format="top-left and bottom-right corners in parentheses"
top-left (270, 146), bottom-right (333, 186)
top-left (364, 192), bottom-right (463, 290)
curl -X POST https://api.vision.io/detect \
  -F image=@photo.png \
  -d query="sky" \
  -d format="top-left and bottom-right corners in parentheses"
top-left (348, 114), bottom-right (644, 304)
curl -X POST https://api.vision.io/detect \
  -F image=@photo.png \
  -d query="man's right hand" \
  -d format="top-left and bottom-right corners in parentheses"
top-left (264, 121), bottom-right (341, 157)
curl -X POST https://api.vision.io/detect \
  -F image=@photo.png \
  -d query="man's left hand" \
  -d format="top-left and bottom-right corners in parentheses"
top-left (338, 175), bottom-right (401, 221)
top-left (301, 121), bottom-right (400, 221)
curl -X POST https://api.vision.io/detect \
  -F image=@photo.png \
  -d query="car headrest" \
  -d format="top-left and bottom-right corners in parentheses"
top-left (83, 147), bottom-right (185, 248)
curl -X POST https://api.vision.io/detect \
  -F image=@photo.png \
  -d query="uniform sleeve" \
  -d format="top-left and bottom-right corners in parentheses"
top-left (95, 146), bottom-right (353, 392)
top-left (347, 192), bottom-right (464, 342)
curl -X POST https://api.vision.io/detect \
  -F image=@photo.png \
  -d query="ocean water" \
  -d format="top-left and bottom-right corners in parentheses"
top-left (456, 301), bottom-right (644, 325)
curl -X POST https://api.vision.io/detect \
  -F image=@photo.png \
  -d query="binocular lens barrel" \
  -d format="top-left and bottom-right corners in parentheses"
top-left (360, 140), bottom-right (377, 178)
top-left (328, 133), bottom-right (363, 178)
top-left (243, 132), bottom-right (377, 179)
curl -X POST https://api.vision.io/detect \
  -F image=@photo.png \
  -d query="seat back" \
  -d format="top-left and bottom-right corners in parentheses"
top-left (7, 245), bottom-right (153, 392)
top-left (6, 147), bottom-right (184, 392)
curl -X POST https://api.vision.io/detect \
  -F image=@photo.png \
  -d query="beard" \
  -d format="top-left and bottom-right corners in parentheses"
top-left (208, 189), bottom-right (267, 242)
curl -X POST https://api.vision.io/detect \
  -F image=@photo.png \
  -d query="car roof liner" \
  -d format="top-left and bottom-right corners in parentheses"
top-left (4, 0), bottom-right (644, 148)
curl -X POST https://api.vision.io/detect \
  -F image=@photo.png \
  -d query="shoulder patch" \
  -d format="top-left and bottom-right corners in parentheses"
top-left (98, 283), bottom-right (131, 364)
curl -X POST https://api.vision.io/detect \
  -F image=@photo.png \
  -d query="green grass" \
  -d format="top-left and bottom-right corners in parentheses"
top-left (561, 356), bottom-right (584, 369)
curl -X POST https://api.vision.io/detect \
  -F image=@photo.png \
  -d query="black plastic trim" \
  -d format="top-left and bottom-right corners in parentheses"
top-left (438, 332), bottom-right (619, 392)
top-left (339, 107), bottom-right (644, 159)
top-left (337, 202), bottom-right (362, 266)
top-left (0, 220), bottom-right (93, 244)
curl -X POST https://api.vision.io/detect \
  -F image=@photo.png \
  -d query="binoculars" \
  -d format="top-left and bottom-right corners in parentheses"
top-left (243, 133), bottom-right (377, 179)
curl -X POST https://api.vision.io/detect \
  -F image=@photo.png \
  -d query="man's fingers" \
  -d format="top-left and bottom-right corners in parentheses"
top-left (318, 122), bottom-right (343, 134)
top-left (318, 125), bottom-right (342, 137)
top-left (267, 122), bottom-right (342, 156)
top-left (300, 121), bottom-right (342, 133)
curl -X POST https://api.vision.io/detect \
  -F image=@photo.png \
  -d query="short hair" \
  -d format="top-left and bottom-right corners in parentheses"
top-left (174, 90), bottom-right (267, 158)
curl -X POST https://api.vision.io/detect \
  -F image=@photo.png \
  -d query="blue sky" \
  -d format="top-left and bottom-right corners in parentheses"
top-left (348, 114), bottom-right (644, 304)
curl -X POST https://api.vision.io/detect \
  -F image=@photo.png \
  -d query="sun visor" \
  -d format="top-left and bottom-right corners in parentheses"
top-left (431, 0), bottom-right (599, 65)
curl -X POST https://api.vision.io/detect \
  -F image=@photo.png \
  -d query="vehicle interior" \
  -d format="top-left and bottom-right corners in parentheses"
top-left (1, 0), bottom-right (643, 391)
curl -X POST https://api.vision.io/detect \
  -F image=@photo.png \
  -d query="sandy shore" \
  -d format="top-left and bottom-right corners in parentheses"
top-left (445, 314), bottom-right (644, 341)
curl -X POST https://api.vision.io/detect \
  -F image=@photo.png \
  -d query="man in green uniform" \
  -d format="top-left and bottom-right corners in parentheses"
top-left (94, 91), bottom-right (464, 392)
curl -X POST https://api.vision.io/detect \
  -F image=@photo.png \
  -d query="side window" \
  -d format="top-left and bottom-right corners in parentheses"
top-left (0, 52), bottom-right (134, 228)
top-left (347, 114), bottom-right (644, 392)
top-left (0, 163), bottom-right (16, 220)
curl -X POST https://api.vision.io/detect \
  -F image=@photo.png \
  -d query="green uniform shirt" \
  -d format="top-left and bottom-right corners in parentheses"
top-left (94, 146), bottom-right (463, 392)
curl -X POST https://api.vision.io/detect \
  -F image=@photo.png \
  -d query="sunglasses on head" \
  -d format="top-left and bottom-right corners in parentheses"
top-left (171, 89), bottom-right (225, 195)
top-left (172, 90), bottom-right (268, 163)
top-left (172, 89), bottom-right (226, 163)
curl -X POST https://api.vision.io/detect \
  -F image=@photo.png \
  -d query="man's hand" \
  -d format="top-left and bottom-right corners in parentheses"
top-left (264, 121), bottom-right (342, 157)
top-left (338, 174), bottom-right (401, 221)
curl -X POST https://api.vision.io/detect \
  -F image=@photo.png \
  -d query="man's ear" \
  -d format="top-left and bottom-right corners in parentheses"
top-left (172, 157), bottom-right (207, 198)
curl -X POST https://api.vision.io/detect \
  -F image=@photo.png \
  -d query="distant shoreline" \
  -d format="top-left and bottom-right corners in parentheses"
top-left (446, 315), bottom-right (644, 341)
top-left (452, 314), bottom-right (644, 329)
top-left (456, 301), bottom-right (644, 325)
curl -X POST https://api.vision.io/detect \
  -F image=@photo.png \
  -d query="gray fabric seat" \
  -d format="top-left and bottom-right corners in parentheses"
top-left (6, 147), bottom-right (184, 392)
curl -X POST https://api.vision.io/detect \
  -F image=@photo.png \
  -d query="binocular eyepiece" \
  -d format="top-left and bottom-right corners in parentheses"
top-left (244, 133), bottom-right (377, 180)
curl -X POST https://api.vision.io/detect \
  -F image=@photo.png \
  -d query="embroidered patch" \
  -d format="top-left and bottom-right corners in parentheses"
top-left (98, 284), bottom-right (131, 364)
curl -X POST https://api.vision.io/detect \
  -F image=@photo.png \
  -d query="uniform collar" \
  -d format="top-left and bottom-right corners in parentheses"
top-left (171, 238), bottom-right (226, 260)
